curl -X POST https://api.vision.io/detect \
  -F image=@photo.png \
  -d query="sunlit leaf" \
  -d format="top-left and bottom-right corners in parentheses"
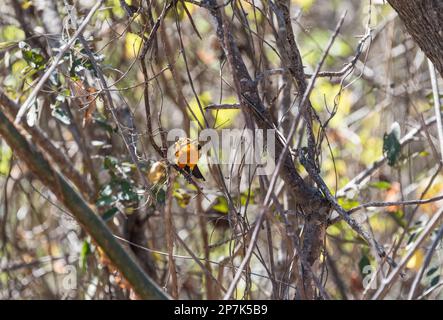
top-left (0, 144), bottom-right (12, 176)
top-left (0, 25), bottom-right (25, 42)
top-left (79, 240), bottom-right (91, 272)
top-left (211, 96), bottom-right (240, 129)
top-left (188, 91), bottom-right (211, 127)
top-left (361, 137), bottom-right (383, 166)
top-left (212, 196), bottom-right (229, 214)
top-left (310, 80), bottom-right (352, 129)
top-left (338, 197), bottom-right (360, 211)
top-left (20, 42), bottom-right (46, 71)
top-left (173, 188), bottom-right (191, 207)
top-left (369, 181), bottom-right (392, 190)
top-left (124, 32), bottom-right (142, 59)
top-left (406, 249), bottom-right (425, 272)
top-left (292, 0), bottom-right (315, 10)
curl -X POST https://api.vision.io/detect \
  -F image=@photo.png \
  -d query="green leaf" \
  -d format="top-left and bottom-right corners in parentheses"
top-left (102, 207), bottom-right (119, 222)
top-left (70, 57), bottom-right (94, 76)
top-left (96, 194), bottom-right (116, 207)
top-left (0, 144), bottom-right (12, 176)
top-left (383, 131), bottom-right (401, 166)
top-left (426, 266), bottom-right (439, 277)
top-left (79, 240), bottom-right (91, 272)
top-left (49, 71), bottom-right (61, 87)
top-left (118, 180), bottom-right (138, 202)
top-left (51, 106), bottom-right (71, 125)
top-left (212, 196), bottom-right (229, 214)
top-left (369, 181), bottom-right (391, 190)
top-left (358, 253), bottom-right (371, 277)
top-left (104, 156), bottom-right (118, 170)
top-left (407, 231), bottom-right (419, 245)
top-left (156, 188), bottom-right (166, 205)
top-left (390, 210), bottom-right (406, 228)
top-left (431, 275), bottom-right (440, 287)
top-left (21, 43), bottom-right (46, 71)
top-left (173, 188), bottom-right (191, 207)
top-left (240, 193), bottom-right (251, 206)
top-left (338, 197), bottom-right (360, 211)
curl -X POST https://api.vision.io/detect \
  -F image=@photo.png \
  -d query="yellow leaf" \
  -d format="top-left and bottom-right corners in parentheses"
top-left (152, 251), bottom-right (163, 263)
top-left (310, 79), bottom-right (352, 129)
top-left (416, 176), bottom-right (443, 214)
top-left (184, 1), bottom-right (196, 15)
top-left (0, 144), bottom-right (12, 176)
top-left (124, 32), bottom-right (142, 59)
top-left (406, 249), bottom-right (425, 272)
top-left (21, 0), bottom-right (32, 9)
top-left (173, 188), bottom-right (191, 208)
top-left (0, 25), bottom-right (25, 42)
top-left (188, 91), bottom-right (211, 127)
top-left (361, 137), bottom-right (383, 166)
top-left (212, 96), bottom-right (240, 129)
top-left (292, 0), bottom-right (315, 10)
top-left (12, 59), bottom-right (27, 75)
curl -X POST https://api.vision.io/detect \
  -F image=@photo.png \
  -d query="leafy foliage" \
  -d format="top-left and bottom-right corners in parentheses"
top-left (383, 130), bottom-right (401, 166)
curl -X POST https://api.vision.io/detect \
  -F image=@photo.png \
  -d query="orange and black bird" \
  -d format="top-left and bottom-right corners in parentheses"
top-left (174, 138), bottom-right (205, 181)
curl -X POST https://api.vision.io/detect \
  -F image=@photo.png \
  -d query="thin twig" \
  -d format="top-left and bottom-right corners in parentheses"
top-left (223, 208), bottom-right (267, 300)
top-left (205, 103), bottom-right (240, 110)
top-left (347, 194), bottom-right (443, 214)
top-left (164, 171), bottom-right (178, 298)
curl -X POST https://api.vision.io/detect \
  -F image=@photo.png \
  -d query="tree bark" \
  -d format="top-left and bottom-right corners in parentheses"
top-left (206, 0), bottom-right (330, 299)
top-left (387, 0), bottom-right (443, 76)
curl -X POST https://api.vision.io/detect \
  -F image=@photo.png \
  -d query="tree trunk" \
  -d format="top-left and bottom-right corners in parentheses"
top-left (387, 0), bottom-right (443, 76)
